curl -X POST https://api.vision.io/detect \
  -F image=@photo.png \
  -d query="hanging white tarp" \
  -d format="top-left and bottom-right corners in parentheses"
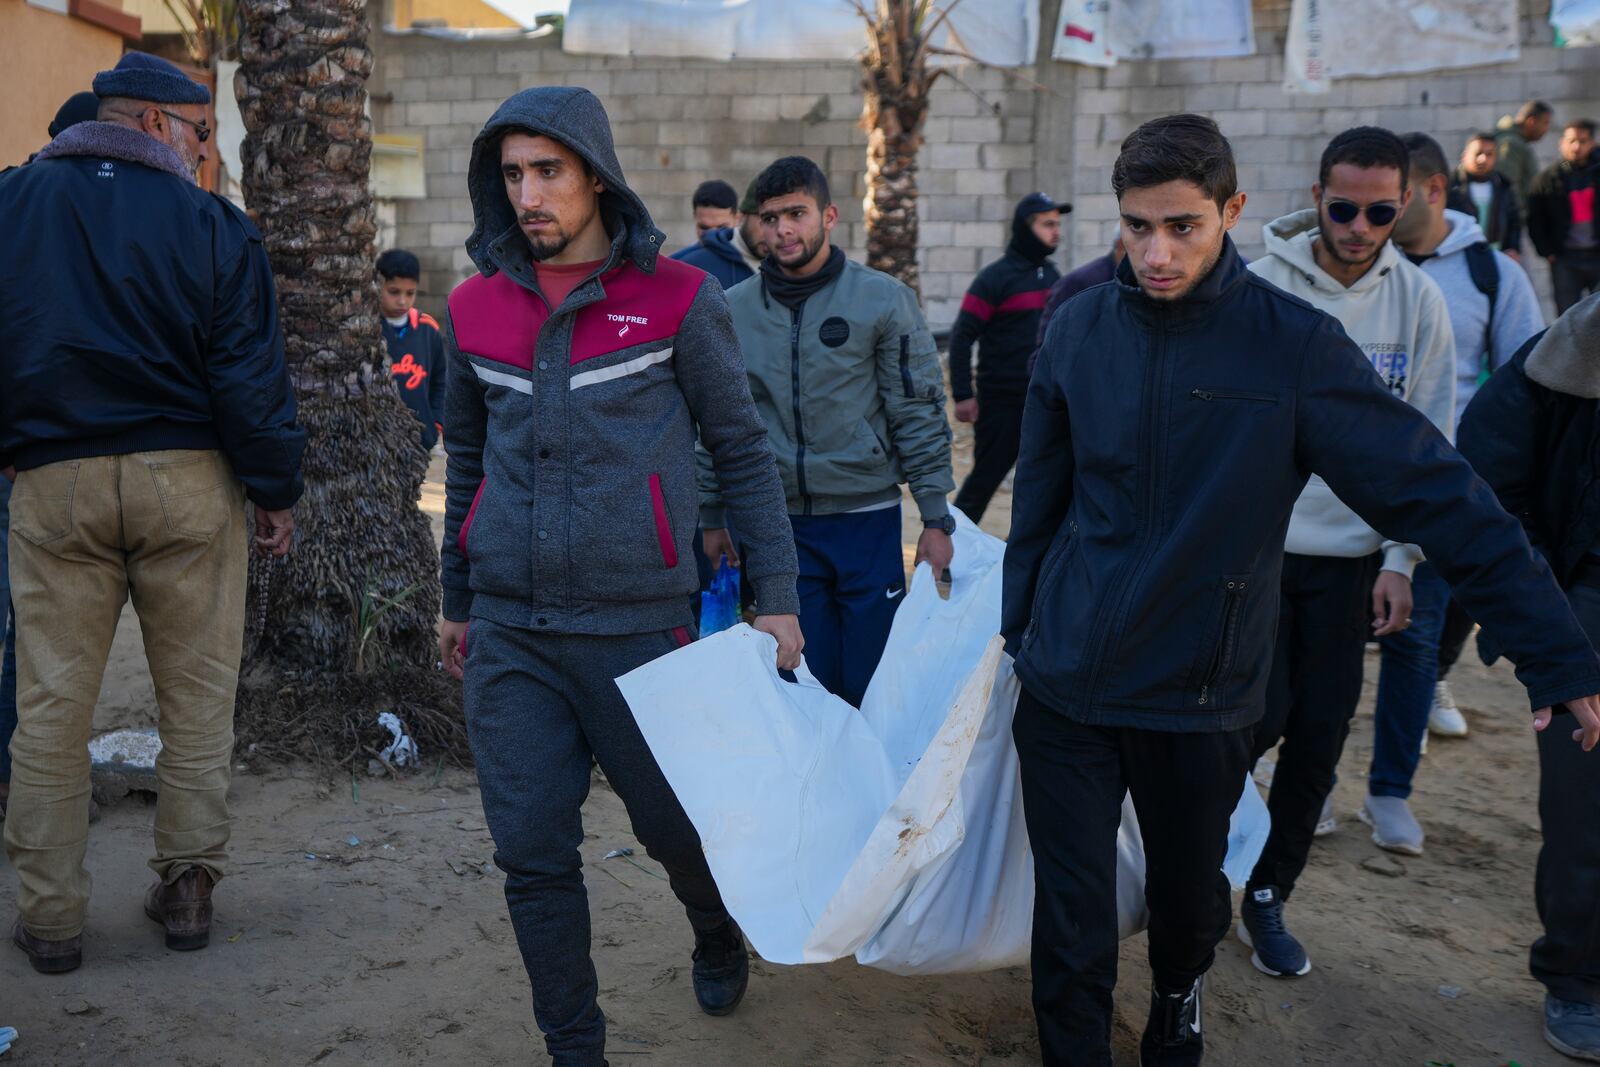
top-left (563, 0), bottom-right (1039, 68)
top-left (1285, 0), bottom-right (1520, 94)
top-left (1051, 0), bottom-right (1255, 68)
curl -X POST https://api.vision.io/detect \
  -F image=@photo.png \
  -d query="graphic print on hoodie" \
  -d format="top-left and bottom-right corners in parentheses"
top-left (1248, 208), bottom-right (1457, 574)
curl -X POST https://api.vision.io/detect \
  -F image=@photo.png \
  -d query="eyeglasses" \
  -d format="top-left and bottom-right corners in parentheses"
top-left (159, 109), bottom-right (211, 143)
top-left (1325, 199), bottom-right (1398, 227)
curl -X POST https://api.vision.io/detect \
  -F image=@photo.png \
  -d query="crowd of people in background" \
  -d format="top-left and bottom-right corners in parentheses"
top-left (2, 45), bottom-right (1600, 1067)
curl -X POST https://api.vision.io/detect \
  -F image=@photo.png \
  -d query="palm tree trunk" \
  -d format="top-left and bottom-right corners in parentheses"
top-left (858, 0), bottom-right (936, 297)
top-left (235, 0), bottom-right (440, 676)
top-left (862, 97), bottom-right (925, 296)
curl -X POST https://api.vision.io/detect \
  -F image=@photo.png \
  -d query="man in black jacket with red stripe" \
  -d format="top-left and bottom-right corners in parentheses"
top-left (949, 192), bottom-right (1065, 522)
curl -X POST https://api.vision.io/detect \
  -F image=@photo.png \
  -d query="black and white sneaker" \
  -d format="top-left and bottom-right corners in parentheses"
top-left (1139, 975), bottom-right (1204, 1066)
top-left (1237, 885), bottom-right (1312, 977)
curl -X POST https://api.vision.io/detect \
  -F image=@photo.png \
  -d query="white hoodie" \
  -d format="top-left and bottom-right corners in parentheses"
top-left (1248, 209), bottom-right (1456, 576)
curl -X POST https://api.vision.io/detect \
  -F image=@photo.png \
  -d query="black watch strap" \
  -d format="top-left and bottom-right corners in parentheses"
top-left (923, 514), bottom-right (956, 535)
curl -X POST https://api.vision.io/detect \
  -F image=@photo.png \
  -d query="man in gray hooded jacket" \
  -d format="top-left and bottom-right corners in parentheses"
top-left (436, 87), bottom-right (802, 1066)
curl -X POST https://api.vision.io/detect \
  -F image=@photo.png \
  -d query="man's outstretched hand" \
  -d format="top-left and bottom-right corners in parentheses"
top-left (1535, 694), bottom-right (1600, 750)
top-left (753, 613), bottom-right (804, 671)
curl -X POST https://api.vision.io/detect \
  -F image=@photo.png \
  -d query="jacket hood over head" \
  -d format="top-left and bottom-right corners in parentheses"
top-left (464, 87), bottom-right (665, 277)
top-left (1261, 207), bottom-right (1403, 295)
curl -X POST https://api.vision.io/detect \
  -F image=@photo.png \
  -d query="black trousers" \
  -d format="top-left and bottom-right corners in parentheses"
top-left (1248, 552), bottom-right (1377, 897)
top-left (1532, 566), bottom-right (1600, 1003)
top-left (1553, 252), bottom-right (1600, 316)
top-left (1436, 595), bottom-right (1475, 675)
top-left (1014, 690), bottom-right (1253, 1066)
top-left (953, 393), bottom-right (1026, 524)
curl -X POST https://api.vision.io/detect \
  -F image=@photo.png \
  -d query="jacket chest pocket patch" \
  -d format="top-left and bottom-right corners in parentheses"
top-left (818, 317), bottom-right (850, 348)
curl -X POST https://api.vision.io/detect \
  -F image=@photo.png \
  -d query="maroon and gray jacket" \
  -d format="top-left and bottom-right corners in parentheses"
top-left (440, 87), bottom-right (799, 634)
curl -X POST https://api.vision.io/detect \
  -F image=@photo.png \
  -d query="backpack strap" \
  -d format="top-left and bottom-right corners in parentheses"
top-left (1463, 241), bottom-right (1499, 383)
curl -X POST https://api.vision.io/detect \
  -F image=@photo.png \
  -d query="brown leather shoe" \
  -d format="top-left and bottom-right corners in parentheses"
top-left (144, 867), bottom-right (215, 951)
top-left (12, 918), bottom-right (81, 974)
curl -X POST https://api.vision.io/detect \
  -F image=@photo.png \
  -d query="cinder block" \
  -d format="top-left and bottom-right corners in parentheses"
top-left (406, 101), bottom-right (453, 126)
top-left (976, 194), bottom-right (1013, 222)
top-left (807, 119), bottom-right (863, 148)
top-left (951, 220), bottom-right (999, 247)
top-left (1003, 116), bottom-right (1034, 143)
top-left (1126, 87), bottom-right (1184, 114)
top-left (680, 95), bottom-right (733, 121)
top-left (613, 71), bottom-right (660, 96)
top-left (1213, 108), bottom-right (1266, 137)
top-left (424, 123), bottom-right (477, 149)
top-left (1258, 161), bottom-right (1313, 192)
top-left (926, 246), bottom-right (978, 274)
top-left (494, 47), bottom-right (543, 74)
top-left (1072, 194), bottom-right (1120, 222)
top-left (1076, 88), bottom-right (1130, 114)
top-left (449, 47), bottom-right (500, 75)
top-left (428, 222), bottom-right (470, 248)
top-left (609, 120), bottom-right (657, 146)
top-left (1104, 61), bottom-right (1159, 89)
top-left (450, 100), bottom-right (497, 126)
top-left (471, 75), bottom-right (519, 102)
top-left (560, 71), bottom-right (613, 97)
top-left (1347, 79), bottom-right (1409, 107)
top-left (930, 143), bottom-right (980, 169)
top-left (731, 95), bottom-right (781, 122)
top-left (924, 194), bottom-right (980, 222)
top-left (955, 169), bottom-right (1007, 195)
top-left (1181, 83), bottom-right (1240, 111)
top-left (659, 69), bottom-right (708, 95)
top-left (913, 168), bottom-right (955, 196)
top-left (1239, 83), bottom-right (1287, 110)
top-left (1158, 59), bottom-right (1216, 86)
top-left (1225, 56), bottom-right (1271, 83)
top-left (407, 51), bottom-right (451, 78)
top-left (949, 117), bottom-right (1003, 142)
top-left (703, 68), bottom-right (749, 97)
top-left (627, 94), bottom-right (686, 121)
top-left (981, 143), bottom-right (1032, 169)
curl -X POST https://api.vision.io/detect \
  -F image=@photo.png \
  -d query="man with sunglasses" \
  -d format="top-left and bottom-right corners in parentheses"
top-left (1238, 126), bottom-right (1456, 978)
top-left (0, 51), bottom-right (303, 973)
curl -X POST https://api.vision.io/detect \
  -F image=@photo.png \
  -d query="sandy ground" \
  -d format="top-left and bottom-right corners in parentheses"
top-left (0, 421), bottom-right (1575, 1066)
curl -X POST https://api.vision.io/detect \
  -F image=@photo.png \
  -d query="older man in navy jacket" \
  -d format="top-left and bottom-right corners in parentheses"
top-left (0, 52), bottom-right (305, 975)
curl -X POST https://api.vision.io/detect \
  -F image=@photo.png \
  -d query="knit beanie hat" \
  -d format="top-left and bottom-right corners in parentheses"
top-left (93, 51), bottom-right (211, 106)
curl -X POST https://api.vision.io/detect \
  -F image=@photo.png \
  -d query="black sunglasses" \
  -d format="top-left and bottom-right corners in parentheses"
top-left (1325, 199), bottom-right (1398, 227)
top-left (160, 109), bottom-right (211, 143)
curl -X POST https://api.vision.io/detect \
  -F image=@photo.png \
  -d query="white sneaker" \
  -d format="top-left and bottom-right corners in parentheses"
top-left (1313, 794), bottom-right (1337, 837)
top-left (1428, 680), bottom-right (1469, 737)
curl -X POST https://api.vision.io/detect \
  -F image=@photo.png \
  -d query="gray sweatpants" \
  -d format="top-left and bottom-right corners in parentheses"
top-left (464, 620), bottom-right (728, 1066)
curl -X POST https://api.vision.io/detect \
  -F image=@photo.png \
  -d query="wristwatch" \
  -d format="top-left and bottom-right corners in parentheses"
top-left (923, 514), bottom-right (957, 535)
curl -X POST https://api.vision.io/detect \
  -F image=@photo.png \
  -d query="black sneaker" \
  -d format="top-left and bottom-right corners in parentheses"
top-left (691, 919), bottom-right (748, 1017)
top-left (1237, 885), bottom-right (1311, 977)
top-left (1139, 976), bottom-right (1204, 1067)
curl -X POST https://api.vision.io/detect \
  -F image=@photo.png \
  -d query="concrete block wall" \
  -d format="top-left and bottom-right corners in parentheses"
top-left (371, 0), bottom-right (1597, 326)
top-left (370, 31), bottom-right (1040, 326)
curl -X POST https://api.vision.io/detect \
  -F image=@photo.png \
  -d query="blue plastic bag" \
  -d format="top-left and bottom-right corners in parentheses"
top-left (698, 556), bottom-right (741, 636)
